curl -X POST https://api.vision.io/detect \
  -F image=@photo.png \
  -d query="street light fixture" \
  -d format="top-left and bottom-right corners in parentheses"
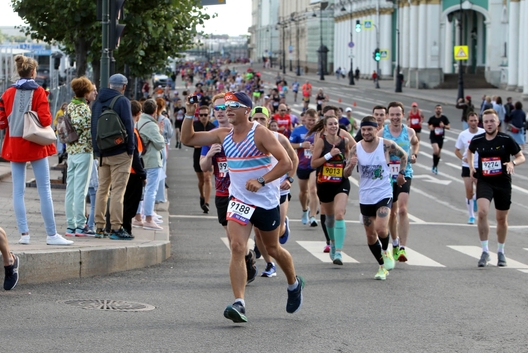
top-left (372, 23), bottom-right (380, 89)
top-left (394, 0), bottom-right (402, 92)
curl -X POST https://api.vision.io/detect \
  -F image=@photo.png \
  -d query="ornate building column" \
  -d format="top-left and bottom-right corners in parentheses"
top-left (507, 0), bottom-right (520, 90)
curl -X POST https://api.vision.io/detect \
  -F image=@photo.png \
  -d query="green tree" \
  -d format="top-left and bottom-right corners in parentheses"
top-left (11, 0), bottom-right (210, 86)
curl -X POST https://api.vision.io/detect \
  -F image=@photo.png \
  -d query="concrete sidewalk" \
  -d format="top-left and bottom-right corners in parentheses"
top-left (0, 161), bottom-right (170, 285)
top-left (260, 66), bottom-right (525, 106)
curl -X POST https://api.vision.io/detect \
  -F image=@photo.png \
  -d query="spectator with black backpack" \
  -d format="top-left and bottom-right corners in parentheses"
top-left (91, 73), bottom-right (135, 240)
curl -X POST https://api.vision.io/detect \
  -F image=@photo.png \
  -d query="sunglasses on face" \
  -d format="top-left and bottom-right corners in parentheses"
top-left (199, 113), bottom-right (209, 117)
top-left (213, 104), bottom-right (226, 111)
top-left (225, 101), bottom-right (248, 109)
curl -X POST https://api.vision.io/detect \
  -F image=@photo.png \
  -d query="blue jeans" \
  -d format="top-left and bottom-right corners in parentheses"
top-left (155, 146), bottom-right (167, 202)
top-left (144, 168), bottom-right (161, 217)
top-left (87, 186), bottom-right (97, 230)
top-left (65, 153), bottom-right (93, 229)
top-left (462, 121), bottom-right (469, 131)
top-left (11, 158), bottom-right (57, 236)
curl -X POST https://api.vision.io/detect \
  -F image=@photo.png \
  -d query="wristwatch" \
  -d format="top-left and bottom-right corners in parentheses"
top-left (398, 170), bottom-right (405, 175)
top-left (287, 176), bottom-right (294, 183)
top-left (512, 160), bottom-right (517, 166)
top-left (257, 177), bottom-right (266, 186)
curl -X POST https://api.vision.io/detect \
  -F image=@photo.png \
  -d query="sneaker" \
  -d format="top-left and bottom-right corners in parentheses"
top-left (199, 196), bottom-right (205, 209)
top-left (329, 243), bottom-right (336, 261)
top-left (397, 248), bottom-right (408, 262)
top-left (223, 301), bottom-right (247, 323)
top-left (153, 216), bottom-right (163, 224)
top-left (468, 217), bottom-right (475, 225)
top-left (18, 235), bottom-right (30, 245)
top-left (143, 221), bottom-right (163, 231)
top-left (374, 266), bottom-right (389, 280)
top-left (4, 253), bottom-right (19, 290)
top-left (246, 250), bottom-right (257, 284)
top-left (75, 225), bottom-right (95, 237)
top-left (478, 251), bottom-right (490, 267)
top-left (323, 244), bottom-right (330, 253)
top-left (201, 202), bottom-right (209, 214)
top-left (279, 216), bottom-right (290, 244)
top-left (301, 208), bottom-right (309, 225)
top-left (47, 234), bottom-right (74, 245)
top-left (497, 252), bottom-right (507, 267)
top-left (286, 275), bottom-right (305, 314)
top-left (392, 246), bottom-right (400, 259)
top-left (382, 249), bottom-right (395, 271)
top-left (261, 262), bottom-right (277, 277)
top-left (95, 228), bottom-right (108, 239)
top-left (431, 166), bottom-right (438, 175)
top-left (333, 252), bottom-right (343, 265)
top-left (132, 219), bottom-right (144, 228)
top-left (109, 227), bottom-right (135, 240)
top-left (152, 212), bottom-right (163, 219)
top-left (309, 216), bottom-right (318, 227)
top-left (65, 227), bottom-right (76, 237)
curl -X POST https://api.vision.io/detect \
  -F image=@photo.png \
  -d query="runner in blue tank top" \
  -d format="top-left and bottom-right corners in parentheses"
top-left (181, 91), bottom-right (305, 323)
top-left (379, 102), bottom-right (419, 263)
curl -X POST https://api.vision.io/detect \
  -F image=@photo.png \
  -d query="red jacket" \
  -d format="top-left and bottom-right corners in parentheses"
top-left (0, 86), bottom-right (57, 162)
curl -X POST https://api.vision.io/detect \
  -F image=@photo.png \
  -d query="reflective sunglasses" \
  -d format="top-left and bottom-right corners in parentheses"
top-left (225, 101), bottom-right (248, 109)
top-left (199, 113), bottom-right (209, 117)
top-left (213, 104), bottom-right (226, 111)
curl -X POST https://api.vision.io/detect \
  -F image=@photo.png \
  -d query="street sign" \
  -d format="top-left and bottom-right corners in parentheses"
top-left (363, 20), bottom-right (373, 30)
top-left (380, 49), bottom-right (389, 60)
top-left (348, 42), bottom-right (354, 48)
top-left (454, 45), bottom-right (468, 60)
top-left (201, 0), bottom-right (226, 5)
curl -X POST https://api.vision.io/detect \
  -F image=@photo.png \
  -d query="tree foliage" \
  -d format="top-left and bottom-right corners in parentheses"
top-left (11, 0), bottom-right (210, 80)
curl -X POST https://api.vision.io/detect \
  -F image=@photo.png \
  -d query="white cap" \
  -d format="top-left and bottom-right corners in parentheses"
top-left (345, 107), bottom-right (353, 112)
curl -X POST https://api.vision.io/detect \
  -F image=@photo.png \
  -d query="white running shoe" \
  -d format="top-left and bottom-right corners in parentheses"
top-left (47, 234), bottom-right (74, 245)
top-left (18, 235), bottom-right (30, 245)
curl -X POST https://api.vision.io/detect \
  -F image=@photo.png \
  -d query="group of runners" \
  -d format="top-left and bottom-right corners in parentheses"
top-left (178, 69), bottom-right (524, 323)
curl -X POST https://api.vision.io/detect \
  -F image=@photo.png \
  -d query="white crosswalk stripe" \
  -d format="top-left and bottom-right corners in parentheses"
top-left (403, 248), bottom-right (445, 267)
top-left (448, 245), bottom-right (528, 272)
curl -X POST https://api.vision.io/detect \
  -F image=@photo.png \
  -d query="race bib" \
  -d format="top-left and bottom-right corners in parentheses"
top-left (226, 199), bottom-right (256, 225)
top-left (217, 156), bottom-right (228, 177)
top-left (320, 161), bottom-right (343, 183)
top-left (317, 100), bottom-right (323, 105)
top-left (434, 127), bottom-right (444, 136)
top-left (411, 118), bottom-right (419, 125)
top-left (389, 161), bottom-right (400, 181)
top-left (481, 157), bottom-right (502, 176)
top-left (304, 149), bottom-right (313, 158)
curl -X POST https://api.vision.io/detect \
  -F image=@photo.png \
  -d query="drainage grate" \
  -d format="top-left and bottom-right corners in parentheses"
top-left (60, 299), bottom-right (155, 312)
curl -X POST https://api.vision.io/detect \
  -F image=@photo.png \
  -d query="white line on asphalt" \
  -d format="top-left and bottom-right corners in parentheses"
top-left (297, 241), bottom-right (359, 263)
top-left (448, 246), bottom-right (528, 271)
top-left (446, 162), bottom-right (461, 170)
top-left (404, 248), bottom-right (446, 267)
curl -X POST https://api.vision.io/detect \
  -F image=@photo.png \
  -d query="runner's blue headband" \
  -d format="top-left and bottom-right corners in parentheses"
top-left (360, 121), bottom-right (378, 128)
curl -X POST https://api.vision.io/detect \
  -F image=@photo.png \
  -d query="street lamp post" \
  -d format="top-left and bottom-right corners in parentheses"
top-left (296, 17), bottom-right (301, 76)
top-left (269, 25), bottom-right (273, 68)
top-left (457, 0), bottom-right (464, 101)
top-left (289, 23), bottom-right (293, 72)
top-left (341, 6), bottom-right (355, 85)
top-left (315, 2), bottom-right (329, 81)
top-left (373, 23), bottom-right (380, 89)
top-left (281, 21), bottom-right (286, 75)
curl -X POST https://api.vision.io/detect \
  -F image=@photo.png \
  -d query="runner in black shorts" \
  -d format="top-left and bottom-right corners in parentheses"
top-left (310, 112), bottom-right (352, 266)
top-left (193, 105), bottom-right (215, 213)
top-left (467, 109), bottom-right (525, 268)
top-left (428, 104), bottom-right (450, 175)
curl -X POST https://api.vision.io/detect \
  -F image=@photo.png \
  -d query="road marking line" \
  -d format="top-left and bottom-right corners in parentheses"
top-left (297, 241), bottom-right (359, 263)
top-left (403, 247), bottom-right (445, 267)
top-left (448, 245), bottom-right (528, 269)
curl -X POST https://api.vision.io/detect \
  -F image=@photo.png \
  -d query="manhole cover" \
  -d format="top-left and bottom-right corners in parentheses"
top-left (60, 299), bottom-right (155, 312)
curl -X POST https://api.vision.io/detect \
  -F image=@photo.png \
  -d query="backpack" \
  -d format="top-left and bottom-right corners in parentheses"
top-left (96, 95), bottom-right (128, 153)
top-left (57, 109), bottom-right (79, 144)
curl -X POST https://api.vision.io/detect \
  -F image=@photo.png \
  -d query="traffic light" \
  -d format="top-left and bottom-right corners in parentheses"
top-left (109, 0), bottom-right (126, 50)
top-left (355, 20), bottom-right (361, 32)
top-left (373, 48), bottom-right (381, 62)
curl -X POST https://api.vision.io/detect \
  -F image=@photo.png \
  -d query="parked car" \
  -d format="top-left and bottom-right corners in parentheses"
top-left (152, 72), bottom-right (168, 87)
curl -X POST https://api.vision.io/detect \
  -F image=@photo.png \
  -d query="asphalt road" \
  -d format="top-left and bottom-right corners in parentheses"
top-left (1, 75), bottom-right (527, 353)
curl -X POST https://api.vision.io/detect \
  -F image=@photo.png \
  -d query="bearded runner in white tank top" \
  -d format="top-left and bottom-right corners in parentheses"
top-left (345, 116), bottom-right (408, 281)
